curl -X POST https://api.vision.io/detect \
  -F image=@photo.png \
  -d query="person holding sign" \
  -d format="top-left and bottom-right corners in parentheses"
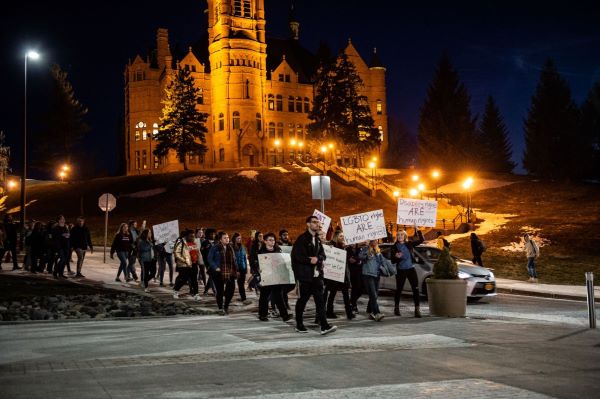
top-left (323, 231), bottom-right (354, 320)
top-left (257, 233), bottom-right (292, 322)
top-left (390, 228), bottom-right (424, 317)
top-left (291, 216), bottom-right (337, 335)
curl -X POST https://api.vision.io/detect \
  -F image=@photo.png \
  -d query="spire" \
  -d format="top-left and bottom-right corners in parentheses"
top-left (289, 2), bottom-right (299, 40)
top-left (369, 47), bottom-right (384, 68)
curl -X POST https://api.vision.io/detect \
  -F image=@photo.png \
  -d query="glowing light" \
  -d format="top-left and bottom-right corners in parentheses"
top-left (368, 161), bottom-right (376, 169)
top-left (409, 188), bottom-right (418, 197)
top-left (328, 142), bottom-right (334, 149)
top-left (290, 139), bottom-right (297, 146)
top-left (432, 169), bottom-right (440, 179)
top-left (298, 141), bottom-right (304, 148)
top-left (372, 156), bottom-right (377, 162)
top-left (7, 180), bottom-right (18, 190)
top-left (58, 171), bottom-right (67, 179)
top-left (274, 139), bottom-right (281, 147)
top-left (26, 50), bottom-right (40, 60)
top-left (393, 190), bottom-right (400, 198)
top-left (411, 174), bottom-right (419, 182)
top-left (320, 145), bottom-right (327, 153)
top-left (463, 176), bottom-right (474, 190)
top-left (62, 164), bottom-right (70, 172)
top-left (418, 183), bottom-right (425, 191)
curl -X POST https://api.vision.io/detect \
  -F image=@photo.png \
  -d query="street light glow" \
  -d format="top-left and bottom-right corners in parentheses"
top-left (418, 183), bottom-right (425, 191)
top-left (328, 142), bottom-right (334, 149)
top-left (62, 164), bottom-right (70, 171)
top-left (320, 145), bottom-right (327, 153)
top-left (412, 174), bottom-right (419, 182)
top-left (463, 176), bottom-right (474, 190)
top-left (368, 161), bottom-right (376, 169)
top-left (409, 188), bottom-right (418, 197)
top-left (432, 169), bottom-right (440, 179)
top-left (274, 139), bottom-right (281, 147)
top-left (290, 139), bottom-right (296, 146)
top-left (393, 190), bottom-right (400, 198)
top-left (372, 156), bottom-right (377, 162)
top-left (26, 50), bottom-right (40, 60)
top-left (7, 180), bottom-right (18, 190)
top-left (298, 141), bottom-right (304, 148)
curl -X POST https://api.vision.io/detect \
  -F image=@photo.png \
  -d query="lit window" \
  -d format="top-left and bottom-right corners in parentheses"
top-left (376, 100), bottom-right (382, 115)
top-left (135, 130), bottom-right (140, 141)
top-left (296, 124), bottom-right (302, 138)
top-left (268, 94), bottom-right (274, 110)
top-left (153, 155), bottom-right (160, 169)
top-left (197, 88), bottom-right (203, 104)
top-left (295, 96), bottom-right (302, 113)
top-left (142, 150), bottom-right (147, 170)
top-left (276, 95), bottom-right (283, 111)
top-left (378, 126), bottom-right (384, 141)
top-left (153, 123), bottom-right (159, 138)
top-left (304, 97), bottom-right (310, 113)
top-left (142, 130), bottom-right (147, 140)
top-left (268, 122), bottom-right (275, 139)
top-left (219, 113), bottom-right (224, 131)
top-left (288, 96), bottom-right (294, 112)
top-left (233, 111), bottom-right (240, 130)
top-left (277, 123), bottom-right (283, 139)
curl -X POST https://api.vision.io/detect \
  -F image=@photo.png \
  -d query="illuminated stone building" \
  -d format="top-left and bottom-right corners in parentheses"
top-left (124, 1), bottom-right (388, 174)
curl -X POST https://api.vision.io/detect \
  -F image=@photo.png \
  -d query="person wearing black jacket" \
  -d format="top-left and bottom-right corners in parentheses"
top-left (291, 215), bottom-right (337, 335)
top-left (390, 228), bottom-right (424, 317)
top-left (256, 232), bottom-right (291, 322)
top-left (70, 216), bottom-right (93, 277)
top-left (1, 215), bottom-right (19, 270)
top-left (27, 222), bottom-right (45, 273)
top-left (51, 215), bottom-right (70, 279)
top-left (323, 231), bottom-right (354, 320)
top-left (470, 233), bottom-right (485, 266)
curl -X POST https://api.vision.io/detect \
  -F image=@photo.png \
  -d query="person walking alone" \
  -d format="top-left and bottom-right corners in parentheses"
top-left (70, 216), bottom-right (93, 277)
top-left (524, 233), bottom-right (539, 283)
top-left (470, 233), bottom-right (485, 266)
top-left (391, 228), bottom-right (424, 317)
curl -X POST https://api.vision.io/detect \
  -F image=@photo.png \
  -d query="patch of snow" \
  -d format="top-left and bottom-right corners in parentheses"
top-left (238, 170), bottom-right (259, 181)
top-left (292, 164), bottom-right (319, 176)
top-left (180, 175), bottom-right (219, 185)
top-left (500, 226), bottom-right (550, 252)
top-left (443, 211), bottom-right (518, 243)
top-left (438, 179), bottom-right (516, 194)
top-left (122, 188), bottom-right (167, 198)
top-left (270, 167), bottom-right (290, 173)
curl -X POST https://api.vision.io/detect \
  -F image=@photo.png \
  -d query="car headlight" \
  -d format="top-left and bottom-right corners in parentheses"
top-left (488, 271), bottom-right (495, 279)
top-left (458, 271), bottom-right (471, 279)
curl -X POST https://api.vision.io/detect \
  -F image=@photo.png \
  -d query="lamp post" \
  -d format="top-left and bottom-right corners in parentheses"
top-left (417, 182), bottom-right (425, 200)
top-left (368, 161), bottom-right (377, 192)
top-left (431, 169), bottom-right (440, 200)
top-left (20, 50), bottom-right (40, 243)
top-left (463, 176), bottom-right (474, 223)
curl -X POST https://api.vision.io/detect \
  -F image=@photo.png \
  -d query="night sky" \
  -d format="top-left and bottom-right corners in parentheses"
top-left (1, 0), bottom-right (599, 177)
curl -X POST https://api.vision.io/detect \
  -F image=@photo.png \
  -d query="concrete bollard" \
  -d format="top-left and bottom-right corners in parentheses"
top-left (586, 272), bottom-right (596, 329)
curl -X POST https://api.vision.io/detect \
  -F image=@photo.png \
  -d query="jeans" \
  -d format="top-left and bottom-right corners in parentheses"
top-left (128, 254), bottom-right (138, 280)
top-left (213, 272), bottom-right (236, 310)
top-left (54, 248), bottom-right (69, 277)
top-left (395, 267), bottom-right (419, 308)
top-left (259, 284), bottom-right (288, 318)
top-left (237, 271), bottom-right (247, 301)
top-left (75, 248), bottom-right (87, 274)
top-left (143, 260), bottom-right (157, 288)
top-left (295, 278), bottom-right (328, 329)
top-left (363, 275), bottom-right (380, 315)
top-left (324, 280), bottom-right (352, 317)
top-left (158, 252), bottom-right (173, 284)
top-left (116, 251), bottom-right (130, 279)
top-left (527, 257), bottom-right (537, 278)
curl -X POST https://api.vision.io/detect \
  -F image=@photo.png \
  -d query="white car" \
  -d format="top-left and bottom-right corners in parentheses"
top-left (378, 244), bottom-right (497, 300)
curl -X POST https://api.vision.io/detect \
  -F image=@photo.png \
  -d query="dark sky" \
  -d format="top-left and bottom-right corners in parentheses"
top-left (1, 0), bottom-right (599, 177)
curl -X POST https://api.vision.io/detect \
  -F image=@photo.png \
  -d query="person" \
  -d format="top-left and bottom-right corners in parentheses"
top-left (173, 229), bottom-right (200, 300)
top-left (359, 240), bottom-right (386, 322)
top-left (256, 232), bottom-right (292, 322)
top-left (138, 229), bottom-right (157, 293)
top-left (277, 230), bottom-right (292, 247)
top-left (391, 228), bottom-right (424, 317)
top-left (110, 223), bottom-right (133, 281)
top-left (348, 243), bottom-right (364, 314)
top-left (2, 215), bottom-right (19, 270)
top-left (41, 221), bottom-right (57, 274)
top-left (128, 220), bottom-right (140, 282)
top-left (291, 215), bottom-right (337, 335)
top-left (232, 232), bottom-right (250, 304)
top-left (22, 221), bottom-right (33, 271)
top-left (70, 216), bottom-right (93, 277)
top-left (277, 229), bottom-right (294, 310)
top-left (195, 229), bottom-right (208, 290)
top-left (28, 221), bottom-right (46, 273)
top-left (523, 233), bottom-right (539, 283)
top-left (323, 230), bottom-right (354, 320)
top-left (207, 231), bottom-right (238, 315)
top-left (51, 215), bottom-right (71, 279)
top-left (156, 239), bottom-right (174, 287)
top-left (248, 231), bottom-right (264, 292)
top-left (201, 228), bottom-right (217, 295)
top-left (470, 232), bottom-right (485, 266)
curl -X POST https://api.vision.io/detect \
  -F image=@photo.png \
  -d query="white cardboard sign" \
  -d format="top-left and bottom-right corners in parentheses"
top-left (340, 209), bottom-right (387, 245)
top-left (313, 209), bottom-right (332, 234)
top-left (322, 245), bottom-right (347, 283)
top-left (258, 253), bottom-right (295, 286)
top-left (152, 220), bottom-right (180, 245)
top-left (396, 198), bottom-right (438, 227)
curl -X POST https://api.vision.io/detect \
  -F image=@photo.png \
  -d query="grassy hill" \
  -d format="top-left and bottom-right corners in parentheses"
top-left (4, 167), bottom-right (600, 285)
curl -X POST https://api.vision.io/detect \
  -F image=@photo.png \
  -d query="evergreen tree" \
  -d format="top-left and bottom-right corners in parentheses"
top-left (386, 115), bottom-right (416, 168)
top-left (154, 68), bottom-right (208, 170)
top-left (478, 96), bottom-right (515, 173)
top-left (523, 59), bottom-right (580, 178)
top-left (580, 83), bottom-right (600, 178)
top-left (308, 52), bottom-right (379, 165)
top-left (33, 64), bottom-right (90, 173)
top-left (417, 54), bottom-right (477, 170)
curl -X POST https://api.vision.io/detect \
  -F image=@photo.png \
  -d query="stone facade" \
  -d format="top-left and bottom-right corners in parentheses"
top-left (124, 0), bottom-right (388, 174)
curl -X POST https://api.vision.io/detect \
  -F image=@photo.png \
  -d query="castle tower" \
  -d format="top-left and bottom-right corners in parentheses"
top-left (206, 0), bottom-right (267, 167)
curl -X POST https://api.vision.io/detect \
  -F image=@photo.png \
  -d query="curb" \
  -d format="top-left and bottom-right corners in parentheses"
top-left (497, 287), bottom-right (600, 303)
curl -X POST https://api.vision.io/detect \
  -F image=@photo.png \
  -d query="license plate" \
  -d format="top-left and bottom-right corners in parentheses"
top-left (484, 283), bottom-right (494, 291)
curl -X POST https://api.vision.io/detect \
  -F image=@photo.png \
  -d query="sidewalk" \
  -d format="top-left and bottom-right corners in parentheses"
top-left (496, 278), bottom-right (600, 302)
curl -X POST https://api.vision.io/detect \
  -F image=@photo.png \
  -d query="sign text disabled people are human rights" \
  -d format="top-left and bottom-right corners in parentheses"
top-left (341, 209), bottom-right (387, 245)
top-left (396, 198), bottom-right (438, 227)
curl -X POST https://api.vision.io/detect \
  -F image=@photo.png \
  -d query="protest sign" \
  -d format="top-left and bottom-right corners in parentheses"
top-left (280, 245), bottom-right (293, 254)
top-left (258, 253), bottom-right (295, 286)
top-left (323, 245), bottom-right (347, 283)
top-left (313, 209), bottom-right (332, 234)
top-left (340, 209), bottom-right (387, 245)
top-left (396, 198), bottom-right (438, 227)
top-left (152, 220), bottom-right (180, 244)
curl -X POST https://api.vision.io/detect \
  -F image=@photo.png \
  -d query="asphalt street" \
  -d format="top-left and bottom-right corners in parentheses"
top-left (1, 294), bottom-right (599, 399)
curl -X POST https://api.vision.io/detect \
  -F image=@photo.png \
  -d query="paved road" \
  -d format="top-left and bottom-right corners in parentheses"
top-left (1, 294), bottom-right (599, 399)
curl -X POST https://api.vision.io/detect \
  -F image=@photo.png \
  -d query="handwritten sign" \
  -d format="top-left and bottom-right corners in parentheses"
top-left (323, 245), bottom-right (347, 283)
top-left (340, 209), bottom-right (387, 245)
top-left (313, 209), bottom-right (332, 234)
top-left (258, 253), bottom-right (295, 286)
top-left (152, 220), bottom-right (180, 245)
top-left (396, 198), bottom-right (438, 227)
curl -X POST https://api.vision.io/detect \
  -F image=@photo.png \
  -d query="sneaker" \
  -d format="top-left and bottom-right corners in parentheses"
top-left (219, 309), bottom-right (226, 316)
top-left (159, 282), bottom-right (164, 287)
top-left (270, 310), bottom-right (280, 318)
top-left (169, 282), bottom-right (174, 287)
top-left (144, 288), bottom-right (150, 293)
top-left (115, 277), bottom-right (122, 282)
top-left (125, 278), bottom-right (132, 282)
top-left (414, 307), bottom-right (422, 318)
top-left (282, 314), bottom-right (293, 322)
top-left (295, 325), bottom-right (309, 333)
top-left (259, 316), bottom-right (269, 321)
top-left (320, 325), bottom-right (338, 336)
top-left (193, 294), bottom-right (201, 301)
top-left (374, 313), bottom-right (385, 322)
top-left (76, 273), bottom-right (85, 278)
top-left (173, 291), bottom-right (179, 299)
top-left (352, 306), bottom-right (359, 314)
top-left (369, 313), bottom-right (376, 320)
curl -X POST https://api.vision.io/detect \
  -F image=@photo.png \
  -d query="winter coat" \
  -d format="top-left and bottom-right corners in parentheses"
top-left (70, 225), bottom-right (93, 251)
top-left (137, 239), bottom-right (155, 263)
top-left (471, 237), bottom-right (485, 257)
top-left (52, 224), bottom-right (70, 251)
top-left (291, 230), bottom-right (326, 282)
top-left (207, 243), bottom-right (238, 278)
top-left (174, 238), bottom-right (196, 268)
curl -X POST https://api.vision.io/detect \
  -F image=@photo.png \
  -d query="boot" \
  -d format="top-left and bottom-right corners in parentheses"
top-left (414, 306), bottom-right (422, 318)
top-left (394, 305), bottom-right (400, 316)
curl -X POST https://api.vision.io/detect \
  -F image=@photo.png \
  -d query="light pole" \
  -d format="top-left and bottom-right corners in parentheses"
top-left (431, 169), bottom-right (440, 200)
top-left (20, 50), bottom-right (40, 243)
top-left (417, 182), bottom-right (425, 200)
top-left (369, 160), bottom-right (377, 192)
top-left (463, 176), bottom-right (474, 223)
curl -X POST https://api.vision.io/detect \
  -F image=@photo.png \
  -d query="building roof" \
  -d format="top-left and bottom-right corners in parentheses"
top-left (265, 37), bottom-right (317, 83)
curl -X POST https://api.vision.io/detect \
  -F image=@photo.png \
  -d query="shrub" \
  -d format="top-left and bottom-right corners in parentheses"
top-left (433, 247), bottom-right (459, 279)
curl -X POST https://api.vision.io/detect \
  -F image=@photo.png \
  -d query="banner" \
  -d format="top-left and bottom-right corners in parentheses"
top-left (340, 209), bottom-right (387, 245)
top-left (152, 220), bottom-right (180, 244)
top-left (396, 198), bottom-right (438, 227)
top-left (258, 253), bottom-right (295, 286)
top-left (323, 245), bottom-right (347, 283)
top-left (313, 209), bottom-right (332, 234)
top-left (280, 245), bottom-right (293, 254)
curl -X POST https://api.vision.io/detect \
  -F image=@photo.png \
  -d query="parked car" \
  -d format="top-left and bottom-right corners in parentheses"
top-left (378, 243), bottom-right (497, 300)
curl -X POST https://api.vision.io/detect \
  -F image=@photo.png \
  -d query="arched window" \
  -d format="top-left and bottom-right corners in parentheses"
top-left (218, 113), bottom-right (225, 131)
top-left (304, 97), bottom-right (310, 113)
top-left (376, 99), bottom-right (382, 115)
top-left (268, 94), bottom-right (274, 110)
top-left (232, 111), bottom-right (240, 130)
top-left (276, 95), bottom-right (283, 111)
top-left (288, 96), bottom-right (294, 112)
top-left (295, 96), bottom-right (302, 113)
top-left (277, 122), bottom-right (284, 139)
top-left (268, 122), bottom-right (276, 139)
top-left (288, 123), bottom-right (295, 139)
top-left (135, 121), bottom-right (145, 141)
top-left (256, 113), bottom-right (262, 132)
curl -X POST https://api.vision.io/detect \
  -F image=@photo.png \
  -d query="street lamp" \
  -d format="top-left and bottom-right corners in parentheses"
top-left (417, 182), bottom-right (425, 199)
top-left (463, 176), bottom-right (474, 222)
top-left (20, 50), bottom-right (41, 242)
top-left (58, 170), bottom-right (67, 182)
top-left (7, 179), bottom-right (18, 191)
top-left (431, 169), bottom-right (440, 200)
top-left (409, 188), bottom-right (418, 197)
top-left (368, 161), bottom-right (377, 191)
